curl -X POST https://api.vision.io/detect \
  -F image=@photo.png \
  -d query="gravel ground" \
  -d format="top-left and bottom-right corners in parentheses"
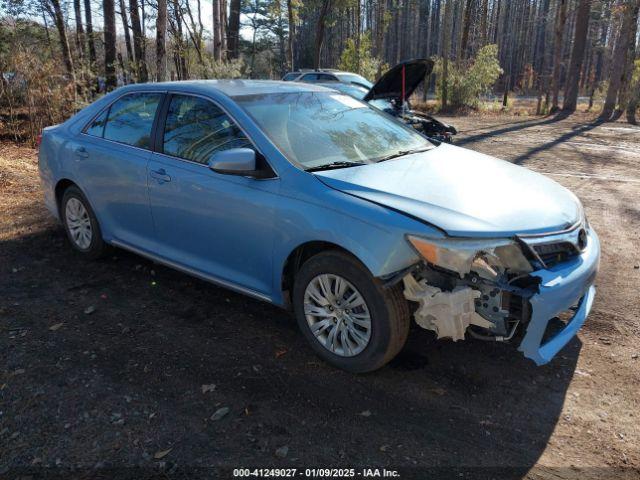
top-left (1, 113), bottom-right (639, 480)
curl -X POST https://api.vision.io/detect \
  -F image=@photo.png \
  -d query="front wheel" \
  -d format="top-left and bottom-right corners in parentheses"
top-left (292, 251), bottom-right (410, 373)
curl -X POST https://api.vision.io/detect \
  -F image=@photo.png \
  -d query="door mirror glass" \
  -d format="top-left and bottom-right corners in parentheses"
top-left (208, 148), bottom-right (257, 175)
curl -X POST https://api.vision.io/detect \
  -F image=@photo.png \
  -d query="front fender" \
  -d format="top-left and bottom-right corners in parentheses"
top-left (270, 175), bottom-right (439, 305)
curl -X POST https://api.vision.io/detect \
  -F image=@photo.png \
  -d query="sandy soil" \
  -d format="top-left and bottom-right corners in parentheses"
top-left (1, 113), bottom-right (639, 479)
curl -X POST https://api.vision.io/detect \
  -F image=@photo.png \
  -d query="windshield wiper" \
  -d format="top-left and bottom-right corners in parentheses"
top-left (306, 161), bottom-right (366, 172)
top-left (376, 147), bottom-right (432, 163)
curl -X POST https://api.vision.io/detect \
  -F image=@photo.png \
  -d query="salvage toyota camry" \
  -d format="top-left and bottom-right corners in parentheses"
top-left (38, 80), bottom-right (600, 372)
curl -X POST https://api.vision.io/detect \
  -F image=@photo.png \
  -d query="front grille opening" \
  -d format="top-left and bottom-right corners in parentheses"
top-left (534, 241), bottom-right (579, 268)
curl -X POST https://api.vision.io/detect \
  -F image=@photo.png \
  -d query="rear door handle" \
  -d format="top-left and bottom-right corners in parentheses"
top-left (75, 147), bottom-right (89, 158)
top-left (150, 168), bottom-right (171, 183)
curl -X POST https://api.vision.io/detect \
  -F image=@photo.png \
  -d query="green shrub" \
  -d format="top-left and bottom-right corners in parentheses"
top-left (198, 57), bottom-right (248, 79)
top-left (338, 32), bottom-right (386, 82)
top-left (434, 44), bottom-right (503, 110)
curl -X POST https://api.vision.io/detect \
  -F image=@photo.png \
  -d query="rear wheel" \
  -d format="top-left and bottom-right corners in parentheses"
top-left (61, 186), bottom-right (106, 259)
top-left (292, 250), bottom-right (410, 373)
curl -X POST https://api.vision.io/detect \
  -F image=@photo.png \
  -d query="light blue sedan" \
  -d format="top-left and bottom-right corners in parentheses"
top-left (38, 80), bottom-right (600, 372)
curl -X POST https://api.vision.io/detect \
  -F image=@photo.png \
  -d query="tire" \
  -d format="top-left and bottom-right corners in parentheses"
top-left (292, 250), bottom-right (410, 373)
top-left (60, 185), bottom-right (106, 259)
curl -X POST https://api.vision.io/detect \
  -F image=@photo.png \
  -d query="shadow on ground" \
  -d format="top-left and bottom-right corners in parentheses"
top-left (0, 220), bottom-right (583, 479)
top-left (456, 112), bottom-right (606, 165)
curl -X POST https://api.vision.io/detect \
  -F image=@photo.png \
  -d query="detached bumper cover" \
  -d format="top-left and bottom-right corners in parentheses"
top-left (518, 229), bottom-right (600, 365)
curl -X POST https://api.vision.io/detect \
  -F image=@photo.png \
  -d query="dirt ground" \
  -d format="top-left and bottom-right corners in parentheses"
top-left (1, 113), bottom-right (639, 479)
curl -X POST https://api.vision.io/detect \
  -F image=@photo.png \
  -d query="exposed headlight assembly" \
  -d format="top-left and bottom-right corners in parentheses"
top-left (406, 235), bottom-right (533, 278)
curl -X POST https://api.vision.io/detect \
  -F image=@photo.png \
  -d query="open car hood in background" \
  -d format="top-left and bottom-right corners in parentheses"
top-left (363, 59), bottom-right (434, 102)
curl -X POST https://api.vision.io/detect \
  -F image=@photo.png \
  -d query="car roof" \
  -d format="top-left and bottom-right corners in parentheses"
top-left (297, 70), bottom-right (353, 76)
top-left (115, 79), bottom-right (334, 98)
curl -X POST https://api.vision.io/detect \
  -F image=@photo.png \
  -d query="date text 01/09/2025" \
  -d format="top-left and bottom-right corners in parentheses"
top-left (232, 468), bottom-right (400, 477)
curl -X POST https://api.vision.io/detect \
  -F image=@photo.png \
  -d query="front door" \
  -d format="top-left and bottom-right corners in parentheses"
top-left (147, 93), bottom-right (280, 297)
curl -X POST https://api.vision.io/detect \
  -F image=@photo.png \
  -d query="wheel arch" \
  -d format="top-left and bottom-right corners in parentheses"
top-left (54, 178), bottom-right (79, 214)
top-left (280, 240), bottom-right (370, 308)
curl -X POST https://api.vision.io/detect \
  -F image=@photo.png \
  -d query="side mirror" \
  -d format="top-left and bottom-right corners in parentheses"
top-left (208, 148), bottom-right (257, 176)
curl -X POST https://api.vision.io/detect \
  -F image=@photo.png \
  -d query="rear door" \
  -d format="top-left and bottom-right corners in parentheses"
top-left (146, 93), bottom-right (280, 297)
top-left (76, 92), bottom-right (163, 249)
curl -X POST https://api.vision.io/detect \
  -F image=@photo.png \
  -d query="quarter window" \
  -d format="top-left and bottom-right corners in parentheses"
top-left (99, 93), bottom-right (162, 149)
top-left (162, 95), bottom-right (251, 164)
top-left (85, 108), bottom-right (108, 137)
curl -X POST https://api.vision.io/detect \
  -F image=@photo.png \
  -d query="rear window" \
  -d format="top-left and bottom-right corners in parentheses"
top-left (299, 74), bottom-right (319, 82)
top-left (84, 93), bottom-right (162, 150)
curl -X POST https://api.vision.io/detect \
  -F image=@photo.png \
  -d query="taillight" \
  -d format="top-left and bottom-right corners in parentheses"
top-left (36, 132), bottom-right (43, 148)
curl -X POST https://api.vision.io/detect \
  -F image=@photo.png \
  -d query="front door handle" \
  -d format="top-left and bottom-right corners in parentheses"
top-left (150, 168), bottom-right (171, 183)
top-left (75, 146), bottom-right (89, 158)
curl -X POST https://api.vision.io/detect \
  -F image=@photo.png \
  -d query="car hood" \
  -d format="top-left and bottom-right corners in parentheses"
top-left (313, 143), bottom-right (582, 237)
top-left (363, 59), bottom-right (433, 102)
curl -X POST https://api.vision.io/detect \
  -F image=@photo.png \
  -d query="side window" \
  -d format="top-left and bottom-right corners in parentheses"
top-left (318, 74), bottom-right (337, 81)
top-left (162, 95), bottom-right (251, 164)
top-left (85, 108), bottom-right (108, 137)
top-left (102, 93), bottom-right (162, 149)
top-left (300, 74), bottom-right (318, 82)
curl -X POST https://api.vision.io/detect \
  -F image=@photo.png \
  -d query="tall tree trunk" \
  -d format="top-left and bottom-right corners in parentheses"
top-left (615, 2), bottom-right (639, 118)
top-left (84, 0), bottom-right (97, 70)
top-left (228, 0), bottom-right (241, 59)
top-left (562, 0), bottom-right (592, 112)
top-left (550, 0), bottom-right (567, 112)
top-left (129, 0), bottom-right (148, 81)
top-left (156, 0), bottom-right (167, 81)
top-left (104, 0), bottom-right (117, 90)
top-left (49, 0), bottom-right (76, 84)
top-left (355, 0), bottom-right (361, 71)
top-left (73, 0), bottom-right (85, 62)
top-left (314, 0), bottom-right (332, 70)
top-left (627, 77), bottom-right (640, 124)
top-left (172, 0), bottom-right (189, 78)
top-left (119, 0), bottom-right (134, 64)
top-left (601, 1), bottom-right (636, 120)
top-left (41, 8), bottom-right (53, 51)
top-left (287, 0), bottom-right (296, 70)
top-left (220, 0), bottom-right (228, 59)
top-left (479, 0), bottom-right (488, 46)
top-left (184, 0), bottom-right (206, 66)
top-left (535, 0), bottom-right (551, 114)
top-left (441, 0), bottom-right (453, 109)
top-left (459, 0), bottom-right (474, 60)
top-left (213, 0), bottom-right (222, 61)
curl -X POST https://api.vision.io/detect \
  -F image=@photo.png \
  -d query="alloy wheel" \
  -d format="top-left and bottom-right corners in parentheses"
top-left (65, 197), bottom-right (92, 250)
top-left (303, 274), bottom-right (372, 357)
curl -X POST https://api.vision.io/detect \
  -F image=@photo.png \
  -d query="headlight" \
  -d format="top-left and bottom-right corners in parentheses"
top-left (406, 235), bottom-right (532, 277)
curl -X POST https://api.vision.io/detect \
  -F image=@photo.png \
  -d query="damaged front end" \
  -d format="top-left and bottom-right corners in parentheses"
top-left (399, 226), bottom-right (600, 365)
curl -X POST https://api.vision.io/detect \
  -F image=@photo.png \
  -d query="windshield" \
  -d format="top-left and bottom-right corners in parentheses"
top-left (335, 73), bottom-right (373, 88)
top-left (319, 82), bottom-right (368, 99)
top-left (369, 98), bottom-right (396, 112)
top-left (236, 92), bottom-right (433, 170)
